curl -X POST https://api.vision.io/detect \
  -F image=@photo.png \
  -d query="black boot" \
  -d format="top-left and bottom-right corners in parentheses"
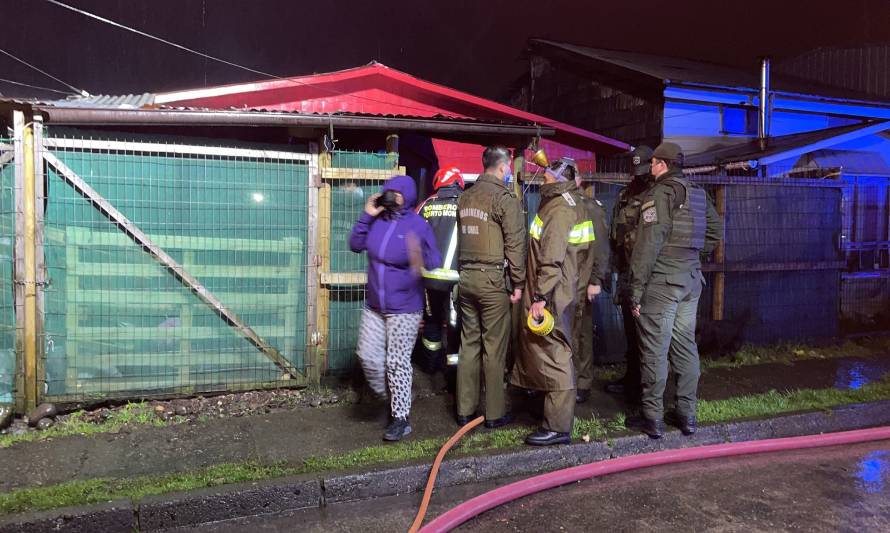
top-left (604, 381), bottom-right (626, 395)
top-left (383, 417), bottom-right (412, 442)
top-left (641, 417), bottom-right (664, 439)
top-left (484, 413), bottom-right (513, 429)
top-left (525, 428), bottom-right (571, 446)
top-left (668, 412), bottom-right (697, 435)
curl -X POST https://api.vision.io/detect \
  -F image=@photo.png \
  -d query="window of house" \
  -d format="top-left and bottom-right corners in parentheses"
top-left (720, 106), bottom-right (758, 135)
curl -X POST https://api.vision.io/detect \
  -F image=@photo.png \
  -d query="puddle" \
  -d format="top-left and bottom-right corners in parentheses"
top-left (833, 360), bottom-right (890, 390)
top-left (855, 450), bottom-right (890, 494)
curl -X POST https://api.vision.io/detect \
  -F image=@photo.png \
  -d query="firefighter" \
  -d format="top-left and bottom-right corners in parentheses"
top-left (456, 146), bottom-right (526, 429)
top-left (629, 142), bottom-right (723, 438)
top-left (606, 145), bottom-right (655, 403)
top-left (511, 158), bottom-right (591, 446)
top-left (570, 162), bottom-right (610, 404)
top-left (415, 164), bottom-right (464, 374)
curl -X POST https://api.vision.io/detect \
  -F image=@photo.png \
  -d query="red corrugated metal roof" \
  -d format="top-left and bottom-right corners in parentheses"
top-left (153, 62), bottom-right (629, 154)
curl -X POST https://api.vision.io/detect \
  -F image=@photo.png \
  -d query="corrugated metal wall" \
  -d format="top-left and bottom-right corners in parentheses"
top-left (778, 45), bottom-right (890, 99)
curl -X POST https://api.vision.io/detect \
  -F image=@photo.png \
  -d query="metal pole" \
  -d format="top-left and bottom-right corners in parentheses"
top-left (758, 58), bottom-right (771, 152)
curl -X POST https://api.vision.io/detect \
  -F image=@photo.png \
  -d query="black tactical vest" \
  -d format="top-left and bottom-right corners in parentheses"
top-left (615, 193), bottom-right (644, 264)
top-left (663, 177), bottom-right (706, 251)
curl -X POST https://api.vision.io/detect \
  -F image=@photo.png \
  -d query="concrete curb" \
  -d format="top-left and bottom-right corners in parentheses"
top-left (2, 400), bottom-right (890, 532)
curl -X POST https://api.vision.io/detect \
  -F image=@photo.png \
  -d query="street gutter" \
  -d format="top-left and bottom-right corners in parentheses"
top-left (1, 400), bottom-right (889, 532)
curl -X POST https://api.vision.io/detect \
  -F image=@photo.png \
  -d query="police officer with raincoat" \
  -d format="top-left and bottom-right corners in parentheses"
top-left (567, 161), bottom-right (610, 405)
top-left (512, 158), bottom-right (592, 446)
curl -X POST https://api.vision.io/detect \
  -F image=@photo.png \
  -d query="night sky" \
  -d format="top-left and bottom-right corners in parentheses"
top-left (2, 0), bottom-right (889, 102)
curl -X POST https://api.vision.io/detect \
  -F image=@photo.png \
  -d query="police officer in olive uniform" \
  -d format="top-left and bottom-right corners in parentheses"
top-left (606, 146), bottom-right (655, 402)
top-left (629, 142), bottom-right (723, 439)
top-left (456, 146), bottom-right (526, 428)
top-left (569, 162), bottom-right (610, 405)
top-left (512, 159), bottom-right (592, 446)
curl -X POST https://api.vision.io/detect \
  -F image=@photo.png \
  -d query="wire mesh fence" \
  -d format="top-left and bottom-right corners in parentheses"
top-left (321, 150), bottom-right (401, 373)
top-left (39, 132), bottom-right (313, 401)
top-left (0, 142), bottom-right (15, 404)
top-left (1, 123), bottom-right (888, 405)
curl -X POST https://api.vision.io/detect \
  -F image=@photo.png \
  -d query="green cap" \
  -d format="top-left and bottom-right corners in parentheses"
top-left (652, 142), bottom-right (684, 163)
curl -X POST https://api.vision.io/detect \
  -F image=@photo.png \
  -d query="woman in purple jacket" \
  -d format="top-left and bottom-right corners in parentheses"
top-left (350, 175), bottom-right (441, 441)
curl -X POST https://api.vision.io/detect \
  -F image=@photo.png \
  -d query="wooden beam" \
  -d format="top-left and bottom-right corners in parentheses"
top-left (711, 185), bottom-right (726, 321)
top-left (320, 272), bottom-right (367, 286)
top-left (43, 137), bottom-right (312, 162)
top-left (320, 167), bottom-right (405, 181)
top-left (33, 116), bottom-right (47, 403)
top-left (305, 143), bottom-right (320, 383)
top-left (42, 152), bottom-right (301, 379)
top-left (71, 262), bottom-right (300, 278)
top-left (64, 226), bottom-right (300, 252)
top-left (592, 173), bottom-right (850, 188)
top-left (12, 111), bottom-right (26, 413)
top-left (385, 133), bottom-right (399, 169)
top-left (701, 260), bottom-right (846, 273)
top-left (73, 325), bottom-right (294, 340)
top-left (316, 149), bottom-right (332, 375)
top-left (512, 149), bottom-right (525, 200)
top-left (71, 290), bottom-right (295, 306)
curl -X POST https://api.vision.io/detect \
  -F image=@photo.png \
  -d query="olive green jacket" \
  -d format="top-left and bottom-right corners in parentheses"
top-left (629, 169), bottom-right (723, 306)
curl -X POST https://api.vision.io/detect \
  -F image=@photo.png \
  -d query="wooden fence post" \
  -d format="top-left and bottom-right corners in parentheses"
top-left (315, 144), bottom-right (332, 378)
top-left (712, 185), bottom-right (727, 321)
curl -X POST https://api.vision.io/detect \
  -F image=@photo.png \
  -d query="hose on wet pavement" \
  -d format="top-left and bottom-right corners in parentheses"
top-left (417, 425), bottom-right (890, 533)
top-left (407, 415), bottom-right (485, 533)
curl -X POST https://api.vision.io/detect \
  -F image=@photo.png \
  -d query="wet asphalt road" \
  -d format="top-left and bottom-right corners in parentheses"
top-left (175, 440), bottom-right (890, 533)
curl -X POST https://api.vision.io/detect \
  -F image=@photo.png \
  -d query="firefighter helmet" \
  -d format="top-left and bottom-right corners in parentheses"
top-left (432, 164), bottom-right (464, 190)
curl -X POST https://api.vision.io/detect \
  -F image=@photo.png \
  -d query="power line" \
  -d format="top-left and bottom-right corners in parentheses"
top-left (0, 46), bottom-right (88, 96)
top-left (0, 77), bottom-right (75, 96)
top-left (43, 0), bottom-right (459, 117)
top-left (44, 0), bottom-right (278, 79)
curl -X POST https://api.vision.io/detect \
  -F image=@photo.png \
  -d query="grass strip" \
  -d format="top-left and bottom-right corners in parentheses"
top-left (0, 462), bottom-right (300, 516)
top-left (697, 374), bottom-right (890, 423)
top-left (5, 377), bottom-right (890, 516)
top-left (703, 337), bottom-right (890, 370)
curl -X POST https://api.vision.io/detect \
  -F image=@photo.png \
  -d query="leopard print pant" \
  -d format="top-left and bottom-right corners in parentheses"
top-left (357, 308), bottom-right (422, 419)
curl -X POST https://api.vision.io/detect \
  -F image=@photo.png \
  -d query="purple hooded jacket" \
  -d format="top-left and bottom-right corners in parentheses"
top-left (349, 175), bottom-right (441, 314)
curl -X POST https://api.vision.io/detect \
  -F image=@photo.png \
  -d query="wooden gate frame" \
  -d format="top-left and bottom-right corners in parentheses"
top-left (11, 124), bottom-right (318, 410)
top-left (311, 142), bottom-right (405, 374)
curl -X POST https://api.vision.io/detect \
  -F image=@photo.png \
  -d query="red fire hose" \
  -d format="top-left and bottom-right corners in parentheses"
top-left (418, 425), bottom-right (890, 532)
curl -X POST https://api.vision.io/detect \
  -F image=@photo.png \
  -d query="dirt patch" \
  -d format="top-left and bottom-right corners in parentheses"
top-left (0, 387), bottom-right (361, 442)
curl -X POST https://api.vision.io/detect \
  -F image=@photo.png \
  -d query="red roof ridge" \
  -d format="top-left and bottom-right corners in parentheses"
top-left (154, 62), bottom-right (628, 153)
